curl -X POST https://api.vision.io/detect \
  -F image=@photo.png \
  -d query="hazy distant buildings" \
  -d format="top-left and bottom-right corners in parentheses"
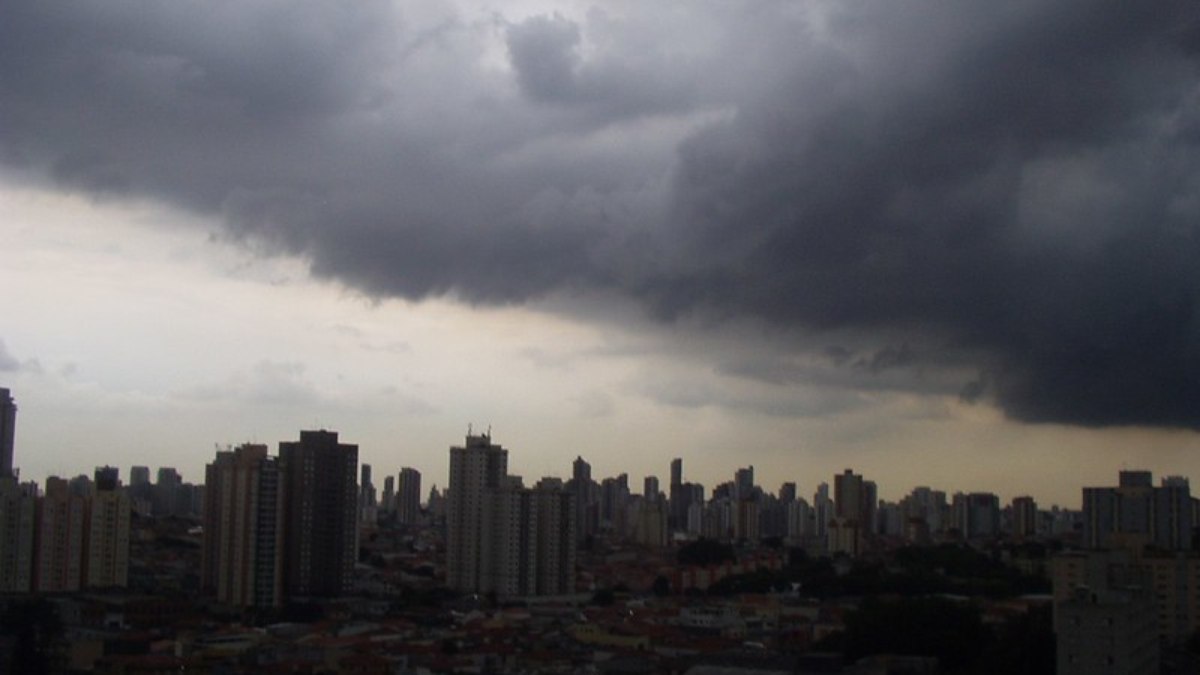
top-left (203, 444), bottom-right (286, 609)
top-left (280, 430), bottom-right (358, 598)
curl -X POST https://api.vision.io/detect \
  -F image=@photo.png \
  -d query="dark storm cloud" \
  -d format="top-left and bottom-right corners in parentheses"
top-left (3, 0), bottom-right (1200, 428)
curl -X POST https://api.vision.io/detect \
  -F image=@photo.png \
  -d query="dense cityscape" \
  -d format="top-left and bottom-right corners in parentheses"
top-left (0, 385), bottom-right (1197, 674)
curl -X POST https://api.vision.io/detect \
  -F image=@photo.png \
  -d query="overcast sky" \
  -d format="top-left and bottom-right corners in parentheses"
top-left (4, 0), bottom-right (1200, 506)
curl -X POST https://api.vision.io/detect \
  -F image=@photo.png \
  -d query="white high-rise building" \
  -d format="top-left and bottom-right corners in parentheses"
top-left (447, 434), bottom-right (508, 593)
top-left (447, 434), bottom-right (574, 596)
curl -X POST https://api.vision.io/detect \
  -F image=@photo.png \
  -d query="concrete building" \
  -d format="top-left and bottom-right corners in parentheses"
top-left (279, 430), bottom-right (358, 598)
top-left (953, 492), bottom-right (1001, 540)
top-left (1013, 496), bottom-right (1038, 539)
top-left (447, 434), bottom-right (575, 596)
top-left (632, 496), bottom-right (668, 548)
top-left (830, 469), bottom-right (874, 554)
top-left (0, 476), bottom-right (35, 592)
top-left (1056, 586), bottom-right (1159, 675)
top-left (34, 477), bottom-right (85, 592)
top-left (202, 444), bottom-right (286, 609)
top-left (1083, 470), bottom-right (1194, 552)
top-left (447, 433), bottom-right (508, 593)
top-left (86, 467), bottom-right (130, 588)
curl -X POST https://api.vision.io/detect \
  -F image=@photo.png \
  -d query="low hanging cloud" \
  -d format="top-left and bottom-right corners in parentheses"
top-left (3, 0), bottom-right (1200, 429)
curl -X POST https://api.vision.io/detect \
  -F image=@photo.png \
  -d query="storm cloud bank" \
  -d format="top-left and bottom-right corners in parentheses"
top-left (3, 0), bottom-right (1200, 428)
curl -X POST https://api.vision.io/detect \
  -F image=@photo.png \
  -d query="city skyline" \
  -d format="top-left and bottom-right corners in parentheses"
top-left (1, 399), bottom-right (1194, 512)
top-left (5, 2), bottom-right (1200, 507)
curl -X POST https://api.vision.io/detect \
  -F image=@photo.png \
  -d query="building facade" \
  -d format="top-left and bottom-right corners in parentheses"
top-left (280, 430), bottom-right (358, 598)
top-left (203, 444), bottom-right (286, 609)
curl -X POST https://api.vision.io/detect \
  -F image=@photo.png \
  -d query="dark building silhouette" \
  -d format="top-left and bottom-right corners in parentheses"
top-left (0, 388), bottom-right (15, 479)
top-left (280, 430), bottom-right (358, 597)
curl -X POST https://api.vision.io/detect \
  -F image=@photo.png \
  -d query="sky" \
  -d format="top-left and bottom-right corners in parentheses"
top-left (4, 1), bottom-right (1200, 506)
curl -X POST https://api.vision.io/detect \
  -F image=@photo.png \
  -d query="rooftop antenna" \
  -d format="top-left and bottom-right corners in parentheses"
top-left (468, 422), bottom-right (473, 436)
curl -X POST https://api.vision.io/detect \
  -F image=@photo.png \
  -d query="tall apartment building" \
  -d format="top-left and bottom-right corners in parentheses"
top-left (203, 444), bottom-right (286, 609)
top-left (830, 469), bottom-right (875, 554)
top-left (952, 492), bottom-right (1001, 539)
top-left (397, 467), bottom-right (421, 526)
top-left (1012, 496), bottom-right (1039, 539)
top-left (86, 467), bottom-right (131, 588)
top-left (381, 475), bottom-right (396, 514)
top-left (447, 434), bottom-right (575, 596)
top-left (280, 430), bottom-right (358, 598)
top-left (0, 388), bottom-right (15, 479)
top-left (568, 456), bottom-right (597, 543)
top-left (447, 434), bottom-right (508, 592)
top-left (531, 480), bottom-right (576, 595)
top-left (0, 476), bottom-right (35, 592)
top-left (34, 477), bottom-right (85, 592)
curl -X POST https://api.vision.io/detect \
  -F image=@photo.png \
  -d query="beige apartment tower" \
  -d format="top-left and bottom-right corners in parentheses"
top-left (203, 444), bottom-right (286, 608)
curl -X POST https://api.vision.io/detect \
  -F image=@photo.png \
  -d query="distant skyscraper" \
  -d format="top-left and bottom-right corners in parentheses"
top-left (360, 464), bottom-right (376, 508)
top-left (0, 389), bottom-right (15, 479)
top-left (381, 475), bottom-right (396, 513)
top-left (154, 467), bottom-right (181, 516)
top-left (1012, 496), bottom-right (1038, 539)
top-left (734, 466), bottom-right (755, 502)
top-left (398, 467), bottom-right (421, 526)
top-left (644, 475), bottom-right (659, 501)
top-left (952, 492), bottom-right (1000, 539)
top-left (831, 470), bottom-right (874, 555)
top-left (779, 482), bottom-right (797, 504)
top-left (279, 430), bottom-right (358, 597)
top-left (569, 456), bottom-right (596, 542)
top-left (359, 464), bottom-right (377, 525)
top-left (203, 444), bottom-right (285, 608)
top-left (670, 458), bottom-right (682, 489)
